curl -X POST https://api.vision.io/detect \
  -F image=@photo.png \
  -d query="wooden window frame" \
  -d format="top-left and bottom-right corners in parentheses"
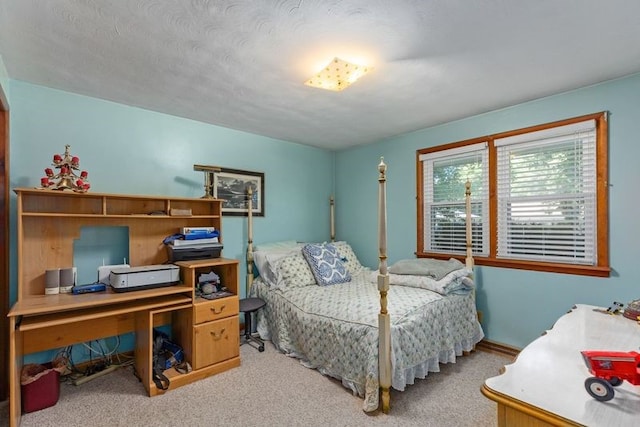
top-left (417, 112), bottom-right (609, 277)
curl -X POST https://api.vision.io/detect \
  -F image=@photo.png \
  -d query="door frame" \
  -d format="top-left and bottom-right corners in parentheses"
top-left (0, 81), bottom-right (10, 402)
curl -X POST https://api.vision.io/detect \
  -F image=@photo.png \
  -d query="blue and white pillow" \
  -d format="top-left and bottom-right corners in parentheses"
top-left (302, 243), bottom-right (351, 286)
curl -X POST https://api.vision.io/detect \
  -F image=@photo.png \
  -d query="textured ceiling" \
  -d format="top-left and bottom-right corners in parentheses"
top-left (1, 1), bottom-right (640, 150)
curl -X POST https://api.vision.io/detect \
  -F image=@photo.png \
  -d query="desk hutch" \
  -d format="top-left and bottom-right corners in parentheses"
top-left (8, 189), bottom-right (241, 427)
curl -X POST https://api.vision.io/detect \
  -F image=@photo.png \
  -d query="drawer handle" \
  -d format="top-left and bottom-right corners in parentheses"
top-left (210, 328), bottom-right (226, 340)
top-left (210, 305), bottom-right (225, 315)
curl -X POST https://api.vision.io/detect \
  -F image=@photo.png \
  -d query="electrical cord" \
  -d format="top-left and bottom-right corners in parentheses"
top-left (56, 335), bottom-right (125, 382)
top-left (52, 335), bottom-right (138, 387)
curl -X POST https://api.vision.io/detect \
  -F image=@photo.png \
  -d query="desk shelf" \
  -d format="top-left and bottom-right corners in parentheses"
top-left (21, 213), bottom-right (221, 219)
top-left (17, 188), bottom-right (222, 217)
top-left (10, 283), bottom-right (193, 317)
top-left (18, 295), bottom-right (193, 331)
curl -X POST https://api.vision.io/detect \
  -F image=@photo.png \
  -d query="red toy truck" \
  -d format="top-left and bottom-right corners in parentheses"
top-left (581, 350), bottom-right (640, 401)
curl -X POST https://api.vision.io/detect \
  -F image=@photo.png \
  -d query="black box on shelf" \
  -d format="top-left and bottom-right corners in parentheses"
top-left (167, 243), bottom-right (223, 262)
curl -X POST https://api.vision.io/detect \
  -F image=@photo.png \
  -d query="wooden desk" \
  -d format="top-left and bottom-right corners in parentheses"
top-left (482, 304), bottom-right (640, 426)
top-left (8, 190), bottom-right (241, 427)
top-left (8, 286), bottom-right (192, 426)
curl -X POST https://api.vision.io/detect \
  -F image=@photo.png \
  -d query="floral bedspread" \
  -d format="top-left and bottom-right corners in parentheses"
top-left (254, 270), bottom-right (484, 412)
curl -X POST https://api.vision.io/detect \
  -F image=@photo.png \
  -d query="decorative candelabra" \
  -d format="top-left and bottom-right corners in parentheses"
top-left (193, 164), bottom-right (221, 199)
top-left (40, 145), bottom-right (90, 192)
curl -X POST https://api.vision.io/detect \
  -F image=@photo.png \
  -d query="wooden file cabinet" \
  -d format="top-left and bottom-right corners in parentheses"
top-left (193, 295), bottom-right (240, 324)
top-left (176, 258), bottom-right (240, 371)
top-left (194, 317), bottom-right (239, 369)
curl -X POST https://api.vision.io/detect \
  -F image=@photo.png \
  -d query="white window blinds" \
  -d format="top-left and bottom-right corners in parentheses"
top-left (421, 142), bottom-right (489, 256)
top-left (496, 120), bottom-right (597, 264)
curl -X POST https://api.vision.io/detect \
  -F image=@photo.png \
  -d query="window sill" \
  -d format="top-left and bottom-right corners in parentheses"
top-left (416, 253), bottom-right (610, 277)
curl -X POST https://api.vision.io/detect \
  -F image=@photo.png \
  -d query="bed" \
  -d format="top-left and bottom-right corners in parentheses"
top-left (244, 159), bottom-right (484, 413)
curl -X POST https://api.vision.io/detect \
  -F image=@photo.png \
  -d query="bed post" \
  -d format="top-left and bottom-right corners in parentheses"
top-left (465, 180), bottom-right (474, 272)
top-left (330, 195), bottom-right (335, 242)
top-left (377, 157), bottom-right (391, 413)
top-left (246, 186), bottom-right (254, 296)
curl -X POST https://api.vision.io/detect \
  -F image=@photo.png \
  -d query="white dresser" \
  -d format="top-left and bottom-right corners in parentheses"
top-left (482, 304), bottom-right (640, 426)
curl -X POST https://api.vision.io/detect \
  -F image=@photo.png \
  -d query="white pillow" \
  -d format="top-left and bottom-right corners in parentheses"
top-left (253, 248), bottom-right (299, 288)
top-left (254, 240), bottom-right (299, 252)
top-left (332, 241), bottom-right (364, 275)
top-left (274, 253), bottom-right (316, 289)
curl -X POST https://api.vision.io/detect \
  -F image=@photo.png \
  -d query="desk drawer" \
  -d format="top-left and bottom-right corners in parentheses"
top-left (194, 296), bottom-right (238, 324)
top-left (193, 316), bottom-right (239, 369)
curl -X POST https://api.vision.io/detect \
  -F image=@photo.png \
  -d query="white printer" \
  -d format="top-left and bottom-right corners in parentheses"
top-left (109, 264), bottom-right (180, 292)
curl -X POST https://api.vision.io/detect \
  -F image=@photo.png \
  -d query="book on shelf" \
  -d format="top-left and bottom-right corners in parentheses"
top-left (181, 227), bottom-right (219, 240)
top-left (181, 226), bottom-right (216, 235)
top-left (169, 208), bottom-right (192, 216)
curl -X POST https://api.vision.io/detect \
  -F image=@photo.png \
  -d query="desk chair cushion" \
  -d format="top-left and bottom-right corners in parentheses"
top-left (240, 297), bottom-right (266, 313)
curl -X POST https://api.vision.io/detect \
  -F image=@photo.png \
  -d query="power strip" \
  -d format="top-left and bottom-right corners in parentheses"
top-left (72, 364), bottom-right (120, 386)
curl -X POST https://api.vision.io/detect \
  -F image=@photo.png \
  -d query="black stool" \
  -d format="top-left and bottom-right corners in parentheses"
top-left (239, 297), bottom-right (266, 352)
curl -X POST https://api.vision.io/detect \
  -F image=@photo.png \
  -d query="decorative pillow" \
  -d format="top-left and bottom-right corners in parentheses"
top-left (301, 243), bottom-right (351, 286)
top-left (274, 253), bottom-right (316, 289)
top-left (332, 241), bottom-right (364, 275)
top-left (253, 248), bottom-right (299, 287)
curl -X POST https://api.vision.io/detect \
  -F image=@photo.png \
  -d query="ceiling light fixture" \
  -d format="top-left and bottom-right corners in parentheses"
top-left (304, 57), bottom-right (372, 91)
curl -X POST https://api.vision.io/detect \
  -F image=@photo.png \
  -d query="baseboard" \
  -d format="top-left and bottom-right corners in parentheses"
top-left (476, 339), bottom-right (521, 358)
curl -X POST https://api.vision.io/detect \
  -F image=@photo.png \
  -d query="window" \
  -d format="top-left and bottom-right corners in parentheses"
top-left (419, 141), bottom-right (489, 257)
top-left (417, 112), bottom-right (609, 277)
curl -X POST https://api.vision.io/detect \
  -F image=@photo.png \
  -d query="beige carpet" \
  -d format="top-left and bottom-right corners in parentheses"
top-left (1, 343), bottom-right (510, 427)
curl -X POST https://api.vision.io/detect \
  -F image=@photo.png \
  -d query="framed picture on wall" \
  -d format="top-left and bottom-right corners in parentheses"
top-left (213, 168), bottom-right (264, 216)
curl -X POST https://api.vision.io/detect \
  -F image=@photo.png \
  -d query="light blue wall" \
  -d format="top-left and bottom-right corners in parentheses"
top-left (9, 80), bottom-right (335, 306)
top-left (10, 72), bottom-right (640, 355)
top-left (9, 80), bottom-right (334, 363)
top-left (335, 72), bottom-right (640, 349)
